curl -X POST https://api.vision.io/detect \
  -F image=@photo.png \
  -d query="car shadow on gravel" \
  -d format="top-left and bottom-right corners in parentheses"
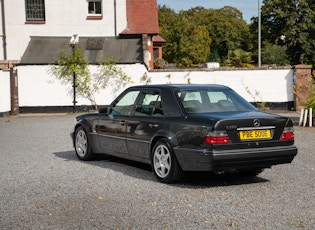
top-left (53, 150), bottom-right (152, 178)
top-left (54, 150), bottom-right (269, 187)
top-left (179, 172), bottom-right (269, 188)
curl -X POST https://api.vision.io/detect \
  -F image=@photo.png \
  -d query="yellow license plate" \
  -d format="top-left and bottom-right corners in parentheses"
top-left (239, 129), bottom-right (271, 141)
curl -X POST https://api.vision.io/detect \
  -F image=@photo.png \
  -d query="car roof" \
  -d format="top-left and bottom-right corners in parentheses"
top-left (128, 84), bottom-right (231, 90)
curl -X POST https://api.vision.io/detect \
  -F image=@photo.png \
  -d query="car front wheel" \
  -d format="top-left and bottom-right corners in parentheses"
top-left (151, 139), bottom-right (183, 183)
top-left (74, 126), bottom-right (94, 161)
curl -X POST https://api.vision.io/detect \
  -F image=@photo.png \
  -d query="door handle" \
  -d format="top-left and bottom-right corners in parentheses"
top-left (119, 121), bottom-right (125, 126)
top-left (149, 123), bottom-right (159, 128)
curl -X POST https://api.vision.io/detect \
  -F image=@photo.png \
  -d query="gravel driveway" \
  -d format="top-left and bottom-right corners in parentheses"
top-left (0, 114), bottom-right (314, 229)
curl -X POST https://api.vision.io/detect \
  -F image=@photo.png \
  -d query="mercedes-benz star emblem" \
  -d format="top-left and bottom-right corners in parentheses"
top-left (253, 119), bottom-right (260, 127)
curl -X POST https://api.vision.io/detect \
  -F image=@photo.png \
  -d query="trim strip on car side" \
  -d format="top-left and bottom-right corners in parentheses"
top-left (126, 137), bottom-right (150, 144)
top-left (96, 134), bottom-right (150, 144)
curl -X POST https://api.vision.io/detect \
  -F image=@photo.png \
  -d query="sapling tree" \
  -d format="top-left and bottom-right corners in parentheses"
top-left (50, 46), bottom-right (131, 111)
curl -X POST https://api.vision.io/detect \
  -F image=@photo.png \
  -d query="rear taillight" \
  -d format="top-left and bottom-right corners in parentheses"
top-left (280, 127), bottom-right (295, 140)
top-left (204, 131), bottom-right (231, 144)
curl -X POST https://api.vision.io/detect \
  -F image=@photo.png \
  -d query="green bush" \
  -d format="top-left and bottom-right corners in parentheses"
top-left (154, 58), bottom-right (168, 69)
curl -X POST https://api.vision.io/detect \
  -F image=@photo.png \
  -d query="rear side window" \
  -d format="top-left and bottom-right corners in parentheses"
top-left (207, 91), bottom-right (228, 103)
top-left (177, 91), bottom-right (203, 113)
top-left (177, 89), bottom-right (256, 113)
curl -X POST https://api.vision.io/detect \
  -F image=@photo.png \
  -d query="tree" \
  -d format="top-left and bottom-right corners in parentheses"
top-left (260, 0), bottom-right (315, 65)
top-left (181, 6), bottom-right (251, 64)
top-left (175, 20), bottom-right (211, 67)
top-left (158, 5), bottom-right (211, 67)
top-left (158, 6), bottom-right (180, 64)
top-left (50, 45), bottom-right (92, 109)
top-left (50, 46), bottom-right (131, 110)
top-left (95, 56), bottom-right (132, 105)
top-left (159, 6), bottom-right (251, 66)
top-left (261, 42), bottom-right (289, 66)
top-left (226, 49), bottom-right (254, 68)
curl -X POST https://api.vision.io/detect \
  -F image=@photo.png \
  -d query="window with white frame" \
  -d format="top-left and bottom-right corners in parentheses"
top-left (88, 0), bottom-right (102, 15)
top-left (25, 0), bottom-right (45, 21)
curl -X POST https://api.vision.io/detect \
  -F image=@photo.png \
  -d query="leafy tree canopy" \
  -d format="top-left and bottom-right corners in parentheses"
top-left (158, 5), bottom-right (211, 67)
top-left (158, 5), bottom-right (251, 67)
top-left (182, 6), bottom-right (250, 62)
top-left (256, 0), bottom-right (315, 65)
top-left (261, 42), bottom-right (289, 66)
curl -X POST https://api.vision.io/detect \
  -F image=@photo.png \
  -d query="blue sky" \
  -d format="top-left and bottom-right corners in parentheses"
top-left (157, 0), bottom-right (259, 23)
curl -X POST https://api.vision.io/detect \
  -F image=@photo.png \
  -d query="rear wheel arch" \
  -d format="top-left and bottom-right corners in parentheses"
top-left (150, 136), bottom-right (165, 154)
top-left (150, 134), bottom-right (178, 155)
top-left (150, 137), bottom-right (184, 183)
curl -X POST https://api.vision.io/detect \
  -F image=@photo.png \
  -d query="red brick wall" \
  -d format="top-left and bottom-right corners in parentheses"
top-left (294, 64), bottom-right (313, 110)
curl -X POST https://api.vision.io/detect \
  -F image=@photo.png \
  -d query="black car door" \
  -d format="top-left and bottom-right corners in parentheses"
top-left (125, 90), bottom-right (164, 160)
top-left (96, 90), bottom-right (141, 156)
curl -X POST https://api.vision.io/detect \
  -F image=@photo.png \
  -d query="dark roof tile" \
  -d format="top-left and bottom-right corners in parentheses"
top-left (20, 36), bottom-right (143, 65)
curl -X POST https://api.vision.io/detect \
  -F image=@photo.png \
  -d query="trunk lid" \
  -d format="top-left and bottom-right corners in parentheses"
top-left (189, 111), bottom-right (294, 150)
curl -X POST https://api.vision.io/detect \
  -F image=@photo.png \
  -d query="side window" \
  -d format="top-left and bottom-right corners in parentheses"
top-left (135, 91), bottom-right (163, 116)
top-left (207, 91), bottom-right (237, 111)
top-left (182, 92), bottom-right (202, 102)
top-left (87, 0), bottom-right (102, 19)
top-left (207, 91), bottom-right (228, 103)
top-left (111, 90), bottom-right (140, 116)
top-left (177, 91), bottom-right (203, 113)
top-left (25, 0), bottom-right (45, 23)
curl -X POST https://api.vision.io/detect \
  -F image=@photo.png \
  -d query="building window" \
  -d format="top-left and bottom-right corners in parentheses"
top-left (153, 48), bottom-right (159, 60)
top-left (88, 1), bottom-right (102, 14)
top-left (87, 0), bottom-right (102, 19)
top-left (25, 0), bottom-right (45, 22)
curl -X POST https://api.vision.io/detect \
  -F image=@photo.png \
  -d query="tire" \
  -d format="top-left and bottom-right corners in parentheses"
top-left (151, 138), bottom-right (184, 183)
top-left (74, 126), bottom-right (94, 161)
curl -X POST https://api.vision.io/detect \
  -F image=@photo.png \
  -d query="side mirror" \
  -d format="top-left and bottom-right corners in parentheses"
top-left (99, 107), bottom-right (109, 114)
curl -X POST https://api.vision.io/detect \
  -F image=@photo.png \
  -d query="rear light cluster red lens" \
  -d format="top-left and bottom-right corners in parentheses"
top-left (280, 127), bottom-right (295, 140)
top-left (204, 131), bottom-right (231, 144)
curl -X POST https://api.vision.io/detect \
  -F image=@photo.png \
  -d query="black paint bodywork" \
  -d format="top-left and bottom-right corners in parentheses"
top-left (72, 84), bottom-right (297, 172)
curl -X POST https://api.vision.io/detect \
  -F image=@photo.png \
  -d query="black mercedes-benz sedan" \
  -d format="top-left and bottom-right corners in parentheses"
top-left (71, 84), bottom-right (297, 183)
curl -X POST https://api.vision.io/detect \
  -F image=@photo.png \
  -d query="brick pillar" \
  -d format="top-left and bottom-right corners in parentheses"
top-left (293, 64), bottom-right (313, 111)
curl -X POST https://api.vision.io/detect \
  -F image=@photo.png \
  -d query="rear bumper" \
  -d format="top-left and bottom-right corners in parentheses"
top-left (212, 145), bottom-right (297, 170)
top-left (174, 145), bottom-right (297, 171)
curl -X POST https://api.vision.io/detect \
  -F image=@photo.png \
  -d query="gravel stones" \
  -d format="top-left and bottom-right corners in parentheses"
top-left (0, 115), bottom-right (314, 229)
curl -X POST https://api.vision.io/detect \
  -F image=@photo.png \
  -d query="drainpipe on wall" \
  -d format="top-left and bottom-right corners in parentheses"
top-left (1, 0), bottom-right (7, 60)
top-left (114, 0), bottom-right (117, 37)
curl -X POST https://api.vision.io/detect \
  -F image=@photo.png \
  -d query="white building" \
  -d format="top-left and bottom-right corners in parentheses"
top-left (0, 1), bottom-right (298, 116)
top-left (0, 0), bottom-right (164, 70)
